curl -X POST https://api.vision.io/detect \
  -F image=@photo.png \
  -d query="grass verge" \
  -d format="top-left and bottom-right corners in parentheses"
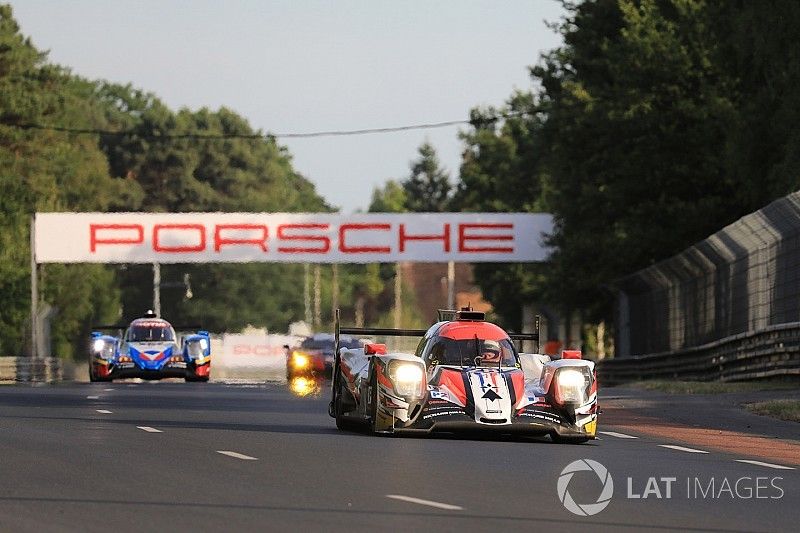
top-left (745, 400), bottom-right (800, 423)
top-left (625, 380), bottom-right (798, 395)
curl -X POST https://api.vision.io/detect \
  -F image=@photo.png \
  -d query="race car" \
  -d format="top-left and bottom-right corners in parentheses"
top-left (89, 311), bottom-right (211, 382)
top-left (286, 333), bottom-right (362, 380)
top-left (329, 308), bottom-right (598, 443)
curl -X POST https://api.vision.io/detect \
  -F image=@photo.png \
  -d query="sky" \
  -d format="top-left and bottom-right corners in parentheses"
top-left (11, 0), bottom-right (567, 213)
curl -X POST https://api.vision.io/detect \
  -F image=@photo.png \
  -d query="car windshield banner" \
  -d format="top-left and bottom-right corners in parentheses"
top-left (34, 212), bottom-right (553, 263)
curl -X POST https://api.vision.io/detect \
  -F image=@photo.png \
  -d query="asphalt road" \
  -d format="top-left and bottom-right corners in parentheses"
top-left (1, 380), bottom-right (798, 532)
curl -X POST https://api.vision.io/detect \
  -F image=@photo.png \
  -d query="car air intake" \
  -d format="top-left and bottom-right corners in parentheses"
top-left (479, 418), bottom-right (508, 424)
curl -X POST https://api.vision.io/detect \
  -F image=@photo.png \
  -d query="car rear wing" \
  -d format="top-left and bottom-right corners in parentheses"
top-left (91, 325), bottom-right (205, 342)
top-left (92, 324), bottom-right (202, 331)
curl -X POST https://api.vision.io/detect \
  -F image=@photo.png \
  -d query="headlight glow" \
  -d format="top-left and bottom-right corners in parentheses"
top-left (92, 339), bottom-right (115, 359)
top-left (555, 368), bottom-right (589, 404)
top-left (291, 353), bottom-right (310, 369)
top-left (557, 369), bottom-right (586, 388)
top-left (200, 338), bottom-right (209, 350)
top-left (389, 362), bottom-right (424, 397)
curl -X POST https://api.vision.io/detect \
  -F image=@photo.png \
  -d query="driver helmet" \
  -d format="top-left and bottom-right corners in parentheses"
top-left (481, 339), bottom-right (501, 362)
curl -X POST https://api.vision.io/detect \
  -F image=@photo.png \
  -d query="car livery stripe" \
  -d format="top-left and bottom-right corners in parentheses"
top-left (437, 369), bottom-right (468, 406)
top-left (509, 370), bottom-right (524, 406)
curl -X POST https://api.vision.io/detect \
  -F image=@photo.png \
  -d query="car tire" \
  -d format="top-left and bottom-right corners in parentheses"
top-left (334, 373), bottom-right (357, 431)
top-left (367, 367), bottom-right (383, 435)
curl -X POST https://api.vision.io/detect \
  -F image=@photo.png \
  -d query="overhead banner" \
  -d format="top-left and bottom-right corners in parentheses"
top-left (34, 212), bottom-right (552, 264)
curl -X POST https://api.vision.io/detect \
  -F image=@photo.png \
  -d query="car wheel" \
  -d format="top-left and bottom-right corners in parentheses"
top-left (334, 373), bottom-right (357, 431)
top-left (89, 366), bottom-right (97, 382)
top-left (367, 367), bottom-right (384, 434)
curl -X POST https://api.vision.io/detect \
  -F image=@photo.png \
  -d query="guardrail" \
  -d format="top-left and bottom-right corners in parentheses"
top-left (0, 357), bottom-right (79, 382)
top-left (598, 322), bottom-right (800, 386)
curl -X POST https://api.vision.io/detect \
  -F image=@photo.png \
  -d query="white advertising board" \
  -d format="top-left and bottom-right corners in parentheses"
top-left (34, 212), bottom-right (552, 264)
top-left (217, 333), bottom-right (299, 369)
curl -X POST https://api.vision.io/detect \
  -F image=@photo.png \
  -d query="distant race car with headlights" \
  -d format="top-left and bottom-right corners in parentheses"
top-left (89, 312), bottom-right (212, 382)
top-left (286, 333), bottom-right (362, 379)
top-left (329, 309), bottom-right (597, 443)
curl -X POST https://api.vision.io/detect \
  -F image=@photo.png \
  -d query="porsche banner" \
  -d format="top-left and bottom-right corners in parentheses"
top-left (33, 212), bottom-right (553, 263)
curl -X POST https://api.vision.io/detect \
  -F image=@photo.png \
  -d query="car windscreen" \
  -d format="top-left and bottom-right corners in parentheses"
top-left (426, 336), bottom-right (517, 367)
top-left (127, 325), bottom-right (175, 342)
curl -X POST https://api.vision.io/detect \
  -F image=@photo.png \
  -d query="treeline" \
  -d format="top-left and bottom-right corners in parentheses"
top-left (1, 5), bottom-right (372, 358)
top-left (378, 0), bottom-right (800, 340)
top-left (3, 1), bottom-right (800, 357)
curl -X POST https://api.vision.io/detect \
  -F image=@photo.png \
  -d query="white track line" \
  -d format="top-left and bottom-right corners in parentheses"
top-left (217, 450), bottom-right (258, 461)
top-left (137, 426), bottom-right (163, 433)
top-left (736, 459), bottom-right (795, 470)
top-left (103, 388), bottom-right (114, 392)
top-left (599, 431), bottom-right (638, 439)
top-left (658, 444), bottom-right (709, 454)
top-left (86, 395), bottom-right (99, 399)
top-left (386, 494), bottom-right (463, 511)
top-left (95, 409), bottom-right (112, 414)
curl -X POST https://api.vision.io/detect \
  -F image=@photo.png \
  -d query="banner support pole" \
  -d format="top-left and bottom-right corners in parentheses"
top-left (153, 263), bottom-right (161, 317)
top-left (30, 216), bottom-right (38, 359)
top-left (447, 260), bottom-right (455, 310)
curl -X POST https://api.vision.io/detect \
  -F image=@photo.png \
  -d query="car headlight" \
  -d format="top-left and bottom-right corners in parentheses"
top-left (92, 339), bottom-right (115, 360)
top-left (200, 338), bottom-right (209, 351)
top-left (388, 361), bottom-right (424, 397)
top-left (554, 368), bottom-right (590, 405)
top-left (187, 340), bottom-right (204, 358)
top-left (291, 353), bottom-right (310, 370)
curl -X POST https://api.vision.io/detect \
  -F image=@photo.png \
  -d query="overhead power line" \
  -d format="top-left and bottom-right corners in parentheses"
top-left (2, 110), bottom-right (532, 140)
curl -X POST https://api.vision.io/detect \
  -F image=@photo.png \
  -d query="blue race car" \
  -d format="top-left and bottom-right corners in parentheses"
top-left (89, 311), bottom-right (211, 382)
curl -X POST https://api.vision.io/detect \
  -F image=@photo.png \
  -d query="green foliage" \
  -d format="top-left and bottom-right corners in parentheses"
top-left (0, 5), bottom-right (331, 355)
top-left (452, 96), bottom-right (549, 329)
top-left (453, 0), bottom-right (800, 329)
top-left (0, 5), bottom-right (141, 356)
top-left (402, 142), bottom-right (451, 212)
top-left (709, 0), bottom-right (800, 210)
top-left (533, 0), bottom-right (740, 321)
top-left (369, 180), bottom-right (407, 213)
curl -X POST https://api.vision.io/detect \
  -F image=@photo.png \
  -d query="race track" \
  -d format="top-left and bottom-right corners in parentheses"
top-left (0, 381), bottom-right (797, 532)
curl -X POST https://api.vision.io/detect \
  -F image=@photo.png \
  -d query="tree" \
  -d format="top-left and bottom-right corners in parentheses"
top-left (0, 5), bottom-right (334, 354)
top-left (532, 0), bottom-right (739, 322)
top-left (0, 5), bottom-right (140, 356)
top-left (369, 180), bottom-right (407, 213)
top-left (709, 0), bottom-right (800, 210)
top-left (402, 142), bottom-right (451, 212)
top-left (454, 0), bottom-right (800, 331)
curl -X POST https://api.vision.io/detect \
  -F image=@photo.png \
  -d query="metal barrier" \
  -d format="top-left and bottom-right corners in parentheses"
top-left (598, 322), bottom-right (800, 385)
top-left (615, 192), bottom-right (800, 357)
top-left (0, 357), bottom-right (72, 382)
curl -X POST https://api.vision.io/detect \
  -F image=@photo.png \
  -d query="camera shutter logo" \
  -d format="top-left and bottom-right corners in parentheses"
top-left (557, 459), bottom-right (614, 516)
